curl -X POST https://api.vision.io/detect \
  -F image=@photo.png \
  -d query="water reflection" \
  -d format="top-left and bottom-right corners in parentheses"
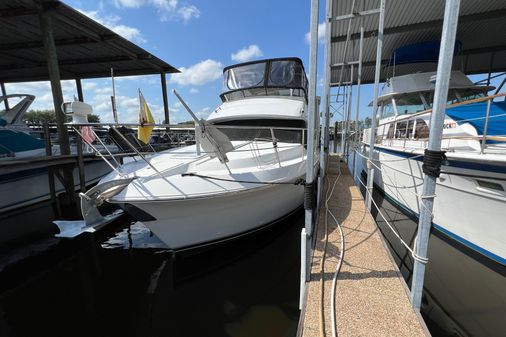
top-left (0, 206), bottom-right (303, 337)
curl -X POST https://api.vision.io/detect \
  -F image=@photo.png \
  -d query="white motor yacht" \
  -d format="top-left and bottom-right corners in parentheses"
top-left (361, 71), bottom-right (506, 265)
top-left (60, 57), bottom-right (310, 250)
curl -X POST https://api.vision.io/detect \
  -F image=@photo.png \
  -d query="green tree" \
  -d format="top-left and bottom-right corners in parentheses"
top-left (23, 109), bottom-right (100, 124)
top-left (23, 110), bottom-right (56, 124)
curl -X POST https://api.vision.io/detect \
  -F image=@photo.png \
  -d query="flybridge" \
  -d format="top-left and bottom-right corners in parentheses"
top-left (220, 58), bottom-right (308, 102)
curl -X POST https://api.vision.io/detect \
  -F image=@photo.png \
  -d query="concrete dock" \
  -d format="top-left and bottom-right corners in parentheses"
top-left (299, 154), bottom-right (429, 337)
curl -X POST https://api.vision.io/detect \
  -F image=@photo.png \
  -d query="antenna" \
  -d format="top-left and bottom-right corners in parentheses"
top-left (110, 68), bottom-right (119, 124)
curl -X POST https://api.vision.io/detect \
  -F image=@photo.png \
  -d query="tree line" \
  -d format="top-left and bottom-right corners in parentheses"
top-left (23, 109), bottom-right (100, 124)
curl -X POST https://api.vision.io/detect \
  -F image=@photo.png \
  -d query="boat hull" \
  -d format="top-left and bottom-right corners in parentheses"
top-left (0, 160), bottom-right (112, 213)
top-left (362, 144), bottom-right (506, 265)
top-left (124, 183), bottom-right (304, 250)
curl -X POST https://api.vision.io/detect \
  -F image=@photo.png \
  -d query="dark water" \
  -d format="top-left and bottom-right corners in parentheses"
top-left (349, 150), bottom-right (506, 337)
top-left (0, 203), bottom-right (302, 337)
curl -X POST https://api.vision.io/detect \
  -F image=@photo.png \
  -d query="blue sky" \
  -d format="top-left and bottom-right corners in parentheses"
top-left (5, 0), bottom-right (500, 125)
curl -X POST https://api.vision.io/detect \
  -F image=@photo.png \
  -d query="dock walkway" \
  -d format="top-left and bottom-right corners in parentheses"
top-left (299, 154), bottom-right (428, 337)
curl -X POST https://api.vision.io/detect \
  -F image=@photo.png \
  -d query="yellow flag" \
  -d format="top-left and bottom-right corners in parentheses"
top-left (138, 90), bottom-right (154, 144)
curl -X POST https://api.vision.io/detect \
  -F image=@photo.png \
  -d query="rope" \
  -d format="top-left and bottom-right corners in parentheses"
top-left (357, 176), bottom-right (428, 264)
top-left (181, 172), bottom-right (306, 186)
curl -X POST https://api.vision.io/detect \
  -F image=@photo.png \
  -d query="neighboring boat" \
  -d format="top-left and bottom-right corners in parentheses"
top-left (361, 70), bottom-right (506, 265)
top-left (60, 57), bottom-right (309, 250)
top-left (0, 94), bottom-right (112, 214)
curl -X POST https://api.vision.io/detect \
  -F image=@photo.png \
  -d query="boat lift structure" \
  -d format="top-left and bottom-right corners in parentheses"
top-left (300, 0), bottom-right (506, 335)
top-left (0, 0), bottom-right (179, 212)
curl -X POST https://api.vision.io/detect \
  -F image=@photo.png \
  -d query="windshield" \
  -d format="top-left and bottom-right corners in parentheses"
top-left (225, 62), bottom-right (266, 90)
top-left (221, 58), bottom-right (307, 102)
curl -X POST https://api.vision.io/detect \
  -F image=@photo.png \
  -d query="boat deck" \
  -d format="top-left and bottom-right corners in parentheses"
top-left (299, 154), bottom-right (429, 337)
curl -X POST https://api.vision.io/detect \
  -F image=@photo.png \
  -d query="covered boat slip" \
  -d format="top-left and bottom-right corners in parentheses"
top-left (0, 0), bottom-right (179, 211)
top-left (300, 0), bottom-right (506, 335)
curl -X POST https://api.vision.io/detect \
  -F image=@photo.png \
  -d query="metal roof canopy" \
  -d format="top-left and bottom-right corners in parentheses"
top-left (0, 0), bottom-right (179, 83)
top-left (329, 0), bottom-right (506, 86)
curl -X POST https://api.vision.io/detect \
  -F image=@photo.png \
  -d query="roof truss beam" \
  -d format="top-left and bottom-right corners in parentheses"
top-left (331, 8), bottom-right (506, 43)
top-left (332, 8), bottom-right (380, 21)
top-left (0, 35), bottom-right (116, 51)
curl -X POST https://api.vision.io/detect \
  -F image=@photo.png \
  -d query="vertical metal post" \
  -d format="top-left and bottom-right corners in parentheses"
top-left (480, 98), bottom-right (492, 153)
top-left (365, 0), bottom-right (385, 210)
top-left (76, 78), bottom-right (84, 102)
top-left (321, 0), bottom-right (333, 178)
top-left (344, 65), bottom-right (354, 161)
top-left (352, 23), bottom-right (364, 180)
top-left (75, 132), bottom-right (86, 192)
top-left (160, 73), bottom-right (170, 131)
top-left (333, 120), bottom-right (338, 153)
top-left (1, 82), bottom-right (9, 110)
top-left (304, 0), bottom-right (319, 281)
top-left (411, 0), bottom-right (461, 310)
top-left (299, 227), bottom-right (307, 309)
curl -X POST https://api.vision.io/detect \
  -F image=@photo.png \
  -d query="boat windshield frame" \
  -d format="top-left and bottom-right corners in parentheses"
top-left (220, 57), bottom-right (308, 103)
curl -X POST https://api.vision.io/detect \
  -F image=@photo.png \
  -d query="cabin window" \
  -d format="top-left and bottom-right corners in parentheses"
top-left (395, 93), bottom-right (426, 115)
top-left (414, 119), bottom-right (429, 139)
top-left (423, 89), bottom-right (486, 106)
top-left (382, 102), bottom-right (395, 118)
top-left (386, 124), bottom-right (395, 139)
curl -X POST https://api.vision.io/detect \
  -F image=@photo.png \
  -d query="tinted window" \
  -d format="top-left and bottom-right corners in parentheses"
top-left (414, 119), bottom-right (429, 139)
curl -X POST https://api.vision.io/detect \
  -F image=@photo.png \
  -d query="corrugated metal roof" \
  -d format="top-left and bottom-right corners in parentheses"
top-left (0, 0), bottom-right (179, 83)
top-left (329, 0), bottom-right (506, 86)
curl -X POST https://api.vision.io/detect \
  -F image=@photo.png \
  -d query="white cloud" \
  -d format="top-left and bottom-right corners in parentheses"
top-left (231, 45), bottom-right (263, 62)
top-left (112, 0), bottom-right (144, 8)
top-left (112, 0), bottom-right (200, 23)
top-left (169, 59), bottom-right (223, 86)
top-left (305, 22), bottom-right (326, 44)
top-left (78, 9), bottom-right (146, 43)
top-left (177, 5), bottom-right (200, 23)
top-left (189, 88), bottom-right (199, 94)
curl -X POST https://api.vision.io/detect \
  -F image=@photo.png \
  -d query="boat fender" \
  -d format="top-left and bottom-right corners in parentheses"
top-left (422, 149), bottom-right (447, 178)
top-left (304, 182), bottom-right (315, 210)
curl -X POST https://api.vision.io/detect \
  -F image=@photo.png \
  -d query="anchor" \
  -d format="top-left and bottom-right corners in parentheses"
top-left (53, 178), bottom-right (135, 238)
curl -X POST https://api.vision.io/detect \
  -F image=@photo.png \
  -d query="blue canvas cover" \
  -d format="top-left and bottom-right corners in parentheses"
top-left (446, 101), bottom-right (506, 142)
top-left (0, 129), bottom-right (45, 155)
top-left (392, 40), bottom-right (463, 65)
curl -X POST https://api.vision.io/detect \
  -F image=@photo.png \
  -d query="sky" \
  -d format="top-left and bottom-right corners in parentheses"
top-left (4, 0), bottom-right (501, 125)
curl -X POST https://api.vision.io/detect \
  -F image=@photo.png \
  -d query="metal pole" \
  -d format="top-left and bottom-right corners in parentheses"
top-left (352, 23), bottom-right (364, 180)
top-left (411, 0), bottom-right (461, 310)
top-left (75, 131), bottom-right (86, 192)
top-left (365, 0), bottom-right (385, 210)
top-left (480, 98), bottom-right (492, 153)
top-left (160, 73), bottom-right (171, 132)
top-left (321, 0), bottom-right (332, 179)
top-left (111, 68), bottom-right (118, 124)
top-left (304, 0), bottom-right (319, 281)
top-left (0, 82), bottom-right (9, 110)
top-left (76, 78), bottom-right (84, 102)
top-left (344, 64), bottom-right (354, 162)
top-left (333, 120), bottom-right (338, 153)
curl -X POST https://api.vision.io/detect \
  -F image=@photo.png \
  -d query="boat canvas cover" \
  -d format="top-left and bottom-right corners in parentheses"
top-left (0, 129), bottom-right (45, 155)
top-left (446, 101), bottom-right (506, 142)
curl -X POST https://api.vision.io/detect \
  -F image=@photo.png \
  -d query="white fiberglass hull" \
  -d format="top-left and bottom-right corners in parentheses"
top-left (0, 160), bottom-right (111, 213)
top-left (127, 183), bottom-right (303, 249)
top-left (101, 141), bottom-right (307, 250)
top-left (362, 145), bottom-right (506, 265)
